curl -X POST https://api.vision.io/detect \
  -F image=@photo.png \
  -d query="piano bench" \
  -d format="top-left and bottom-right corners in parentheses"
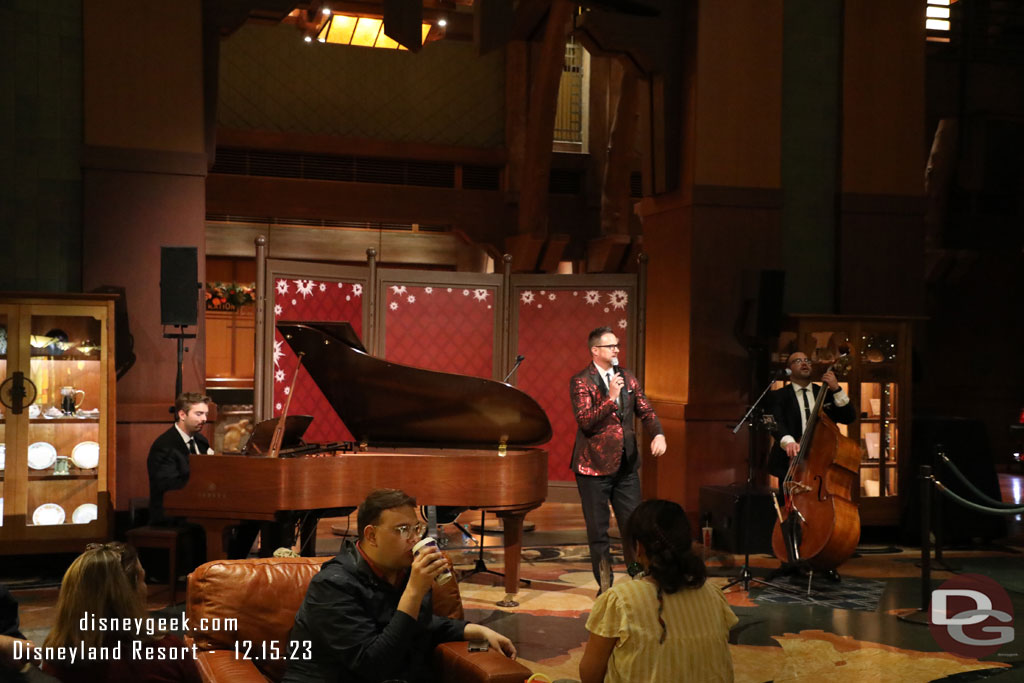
top-left (126, 525), bottom-right (183, 605)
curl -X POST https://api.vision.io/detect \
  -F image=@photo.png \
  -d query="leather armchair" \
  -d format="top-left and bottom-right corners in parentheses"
top-left (185, 556), bottom-right (531, 683)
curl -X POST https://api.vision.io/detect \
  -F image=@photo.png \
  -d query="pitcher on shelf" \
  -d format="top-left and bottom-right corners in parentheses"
top-left (60, 386), bottom-right (85, 415)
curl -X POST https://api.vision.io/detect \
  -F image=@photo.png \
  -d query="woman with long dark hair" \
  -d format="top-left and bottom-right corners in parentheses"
top-left (580, 499), bottom-right (737, 682)
top-left (41, 542), bottom-right (200, 682)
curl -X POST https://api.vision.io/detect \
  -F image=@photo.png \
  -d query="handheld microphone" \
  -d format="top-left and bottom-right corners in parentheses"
top-left (611, 358), bottom-right (631, 393)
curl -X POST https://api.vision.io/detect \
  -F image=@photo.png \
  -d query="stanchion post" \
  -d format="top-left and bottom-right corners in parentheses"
top-left (933, 446), bottom-right (946, 566)
top-left (920, 464), bottom-right (932, 612)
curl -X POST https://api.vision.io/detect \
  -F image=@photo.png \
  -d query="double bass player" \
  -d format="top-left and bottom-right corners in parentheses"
top-left (767, 352), bottom-right (856, 581)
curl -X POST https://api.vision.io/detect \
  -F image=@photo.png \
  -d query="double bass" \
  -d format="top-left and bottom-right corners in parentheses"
top-left (771, 355), bottom-right (862, 570)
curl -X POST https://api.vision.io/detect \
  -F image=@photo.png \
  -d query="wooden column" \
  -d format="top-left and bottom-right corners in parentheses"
top-left (516, 0), bottom-right (575, 236)
top-left (601, 60), bottom-right (640, 235)
top-left (505, 41), bottom-right (528, 195)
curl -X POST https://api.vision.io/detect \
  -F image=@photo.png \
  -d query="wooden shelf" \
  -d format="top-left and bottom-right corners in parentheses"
top-left (28, 471), bottom-right (98, 481)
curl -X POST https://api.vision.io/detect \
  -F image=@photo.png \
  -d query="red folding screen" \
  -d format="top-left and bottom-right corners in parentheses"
top-left (260, 260), bottom-right (639, 482)
top-left (514, 283), bottom-right (636, 481)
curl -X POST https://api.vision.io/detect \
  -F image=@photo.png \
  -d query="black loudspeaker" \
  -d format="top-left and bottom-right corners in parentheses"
top-left (383, 0), bottom-right (423, 52)
top-left (91, 285), bottom-right (136, 380)
top-left (160, 247), bottom-right (199, 326)
top-left (737, 270), bottom-right (785, 343)
top-left (900, 417), bottom-right (1007, 545)
top-left (754, 270), bottom-right (785, 339)
top-left (699, 485), bottom-right (775, 554)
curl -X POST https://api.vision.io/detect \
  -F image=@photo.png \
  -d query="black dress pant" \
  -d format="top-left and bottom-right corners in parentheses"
top-left (575, 453), bottom-right (642, 590)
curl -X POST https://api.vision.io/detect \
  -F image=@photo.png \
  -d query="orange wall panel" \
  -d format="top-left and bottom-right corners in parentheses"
top-left (841, 0), bottom-right (927, 196)
top-left (695, 0), bottom-right (783, 189)
top-left (83, 0), bottom-right (205, 153)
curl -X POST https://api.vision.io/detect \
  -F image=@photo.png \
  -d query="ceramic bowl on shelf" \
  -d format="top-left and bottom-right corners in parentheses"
top-left (71, 503), bottom-right (98, 524)
top-left (71, 441), bottom-right (100, 470)
top-left (27, 442), bottom-right (57, 470)
top-left (32, 503), bottom-right (65, 526)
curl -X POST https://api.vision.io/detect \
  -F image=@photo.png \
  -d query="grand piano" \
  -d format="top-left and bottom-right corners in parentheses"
top-left (164, 322), bottom-right (552, 604)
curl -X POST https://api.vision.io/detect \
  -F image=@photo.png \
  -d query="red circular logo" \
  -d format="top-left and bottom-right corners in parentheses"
top-left (929, 573), bottom-right (1015, 658)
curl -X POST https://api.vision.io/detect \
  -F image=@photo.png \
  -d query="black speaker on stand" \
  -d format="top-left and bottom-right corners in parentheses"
top-left (160, 247), bottom-right (199, 399)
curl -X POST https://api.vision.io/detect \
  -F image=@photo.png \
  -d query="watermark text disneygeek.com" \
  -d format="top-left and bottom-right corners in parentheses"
top-left (77, 612), bottom-right (237, 636)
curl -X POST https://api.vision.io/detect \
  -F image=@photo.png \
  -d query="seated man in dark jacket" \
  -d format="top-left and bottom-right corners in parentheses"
top-left (283, 489), bottom-right (516, 683)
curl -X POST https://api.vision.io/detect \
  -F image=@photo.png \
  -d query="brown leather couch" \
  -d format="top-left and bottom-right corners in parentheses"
top-left (185, 556), bottom-right (532, 683)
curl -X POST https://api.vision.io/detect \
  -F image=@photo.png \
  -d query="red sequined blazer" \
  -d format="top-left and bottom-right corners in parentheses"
top-left (570, 364), bottom-right (663, 477)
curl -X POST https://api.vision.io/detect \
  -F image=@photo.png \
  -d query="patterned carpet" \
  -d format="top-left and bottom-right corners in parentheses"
top-left (747, 575), bottom-right (888, 611)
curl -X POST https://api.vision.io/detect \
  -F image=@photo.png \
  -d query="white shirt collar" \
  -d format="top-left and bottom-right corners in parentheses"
top-left (174, 423), bottom-right (194, 446)
top-left (594, 362), bottom-right (613, 387)
top-left (790, 382), bottom-right (813, 398)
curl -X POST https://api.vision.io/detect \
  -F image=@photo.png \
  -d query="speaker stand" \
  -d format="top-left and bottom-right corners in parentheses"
top-left (163, 325), bottom-right (196, 398)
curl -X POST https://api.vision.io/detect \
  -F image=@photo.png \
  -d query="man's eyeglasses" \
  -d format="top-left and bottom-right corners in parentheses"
top-left (594, 344), bottom-right (620, 349)
top-left (789, 357), bottom-right (812, 365)
top-left (384, 523), bottom-right (427, 540)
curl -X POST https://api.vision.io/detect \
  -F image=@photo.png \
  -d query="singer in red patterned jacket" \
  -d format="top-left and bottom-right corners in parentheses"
top-left (570, 326), bottom-right (666, 594)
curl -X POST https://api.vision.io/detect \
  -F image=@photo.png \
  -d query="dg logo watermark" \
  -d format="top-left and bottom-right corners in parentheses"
top-left (929, 574), bottom-right (1015, 658)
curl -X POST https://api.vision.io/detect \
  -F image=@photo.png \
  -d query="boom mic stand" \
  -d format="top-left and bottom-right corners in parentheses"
top-left (722, 371), bottom-right (802, 594)
top-left (460, 353), bottom-right (531, 588)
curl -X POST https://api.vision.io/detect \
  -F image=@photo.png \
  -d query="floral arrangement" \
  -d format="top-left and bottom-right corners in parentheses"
top-left (206, 282), bottom-right (256, 311)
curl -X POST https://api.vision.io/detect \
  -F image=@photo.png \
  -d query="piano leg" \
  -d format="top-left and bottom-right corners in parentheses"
top-left (193, 518), bottom-right (238, 562)
top-left (494, 509), bottom-right (529, 607)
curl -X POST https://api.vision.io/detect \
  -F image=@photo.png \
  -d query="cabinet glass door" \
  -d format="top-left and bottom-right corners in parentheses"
top-left (25, 311), bottom-right (103, 527)
top-left (857, 326), bottom-right (901, 500)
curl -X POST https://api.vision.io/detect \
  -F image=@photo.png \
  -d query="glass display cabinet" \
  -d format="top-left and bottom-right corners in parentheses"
top-left (772, 315), bottom-right (913, 526)
top-left (0, 293), bottom-right (116, 554)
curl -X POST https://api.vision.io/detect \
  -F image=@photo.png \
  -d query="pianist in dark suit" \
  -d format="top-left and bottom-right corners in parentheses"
top-left (284, 489), bottom-right (516, 683)
top-left (144, 392), bottom-right (214, 577)
top-left (570, 327), bottom-right (666, 595)
top-left (147, 392), bottom-right (213, 525)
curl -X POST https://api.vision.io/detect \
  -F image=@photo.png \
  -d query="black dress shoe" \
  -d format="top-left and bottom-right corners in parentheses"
top-left (823, 569), bottom-right (841, 583)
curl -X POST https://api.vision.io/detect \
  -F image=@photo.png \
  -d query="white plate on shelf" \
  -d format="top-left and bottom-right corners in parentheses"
top-left (32, 503), bottom-right (65, 526)
top-left (27, 442), bottom-right (57, 470)
top-left (0, 444), bottom-right (5, 471)
top-left (71, 503), bottom-right (98, 524)
top-left (71, 441), bottom-right (100, 470)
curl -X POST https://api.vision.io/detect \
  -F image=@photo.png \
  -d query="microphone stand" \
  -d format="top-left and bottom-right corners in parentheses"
top-left (456, 354), bottom-right (531, 589)
top-left (722, 372), bottom-right (802, 595)
top-left (503, 355), bottom-right (525, 383)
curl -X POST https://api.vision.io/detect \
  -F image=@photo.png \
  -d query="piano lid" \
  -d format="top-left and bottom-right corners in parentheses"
top-left (277, 322), bottom-right (552, 448)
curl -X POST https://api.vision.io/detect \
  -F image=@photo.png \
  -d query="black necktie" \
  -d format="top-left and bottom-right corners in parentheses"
top-left (188, 438), bottom-right (197, 455)
top-left (801, 388), bottom-right (811, 421)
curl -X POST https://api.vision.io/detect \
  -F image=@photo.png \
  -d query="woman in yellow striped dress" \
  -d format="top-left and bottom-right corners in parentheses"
top-left (580, 499), bottom-right (738, 682)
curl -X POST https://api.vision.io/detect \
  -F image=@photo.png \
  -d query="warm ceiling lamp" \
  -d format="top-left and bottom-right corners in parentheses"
top-left (315, 12), bottom-right (432, 50)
